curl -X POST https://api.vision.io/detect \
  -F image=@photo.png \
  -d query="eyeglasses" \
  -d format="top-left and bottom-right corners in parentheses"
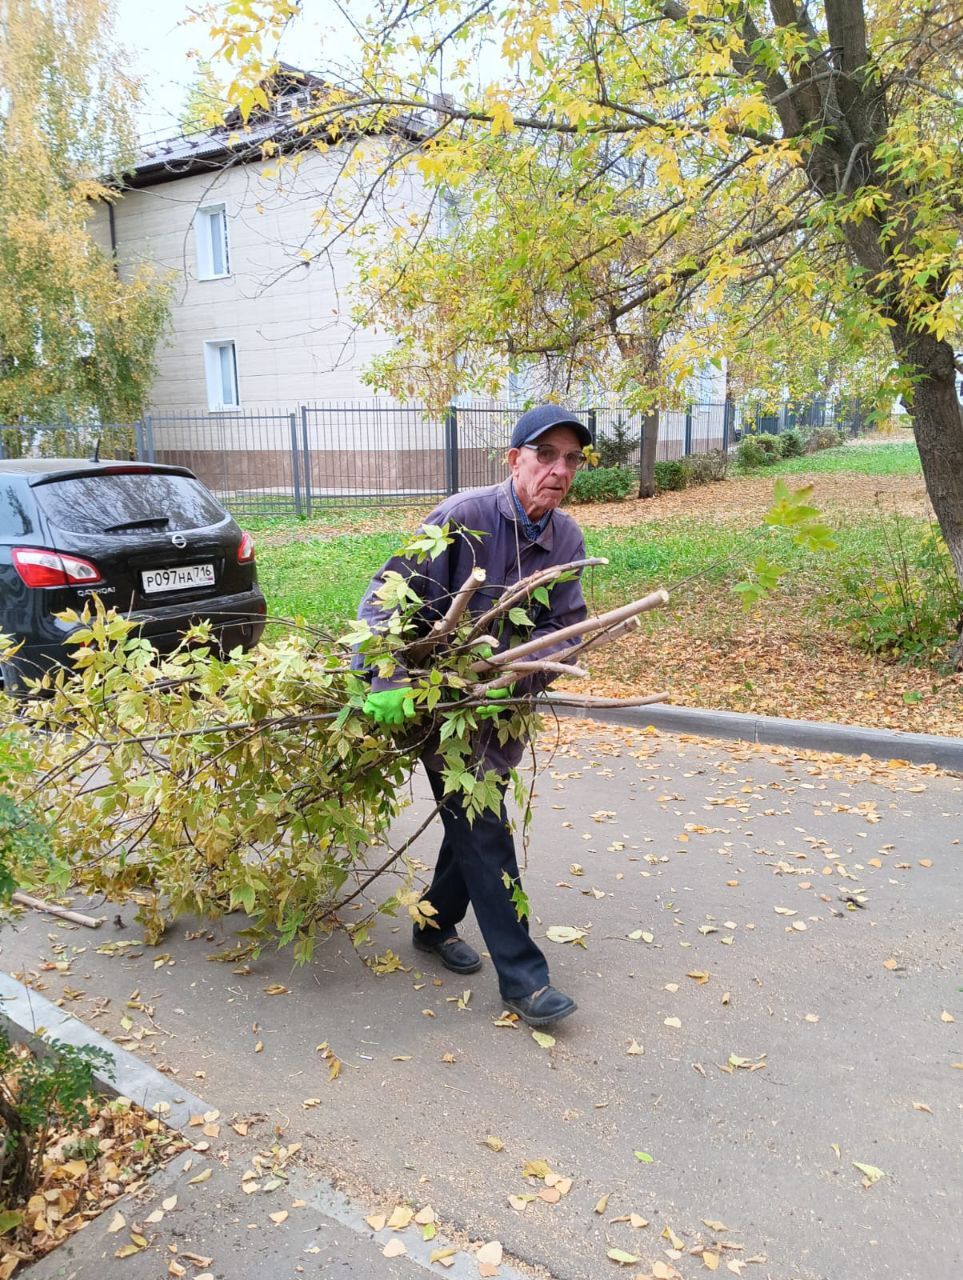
top-left (523, 444), bottom-right (585, 471)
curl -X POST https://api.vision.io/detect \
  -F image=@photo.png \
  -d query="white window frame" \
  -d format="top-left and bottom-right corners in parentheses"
top-left (195, 203), bottom-right (231, 280)
top-left (203, 339), bottom-right (240, 411)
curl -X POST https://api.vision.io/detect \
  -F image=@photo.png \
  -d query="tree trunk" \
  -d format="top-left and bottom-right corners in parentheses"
top-left (899, 331), bottom-right (963, 666)
top-left (638, 410), bottom-right (660, 498)
top-left (895, 332), bottom-right (963, 572)
top-left (612, 331), bottom-right (662, 499)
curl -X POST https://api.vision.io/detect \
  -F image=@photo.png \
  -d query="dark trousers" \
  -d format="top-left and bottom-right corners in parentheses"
top-left (417, 765), bottom-right (549, 1000)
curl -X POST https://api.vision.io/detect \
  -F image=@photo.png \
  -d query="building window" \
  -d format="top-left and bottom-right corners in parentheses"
top-left (204, 340), bottom-right (239, 410)
top-left (195, 203), bottom-right (231, 280)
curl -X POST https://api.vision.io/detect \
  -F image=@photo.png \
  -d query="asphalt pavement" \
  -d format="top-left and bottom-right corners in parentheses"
top-left (2, 720), bottom-right (961, 1280)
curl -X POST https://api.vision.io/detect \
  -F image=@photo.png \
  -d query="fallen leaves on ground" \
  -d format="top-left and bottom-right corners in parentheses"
top-left (0, 1083), bottom-right (186, 1274)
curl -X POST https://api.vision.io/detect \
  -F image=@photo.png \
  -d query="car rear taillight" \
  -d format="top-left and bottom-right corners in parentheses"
top-left (237, 531), bottom-right (255, 563)
top-left (12, 547), bottom-right (103, 588)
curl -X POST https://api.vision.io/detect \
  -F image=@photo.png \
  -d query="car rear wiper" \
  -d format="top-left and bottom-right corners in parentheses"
top-left (101, 516), bottom-right (171, 532)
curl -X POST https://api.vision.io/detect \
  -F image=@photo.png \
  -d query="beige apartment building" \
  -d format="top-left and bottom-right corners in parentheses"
top-left (89, 85), bottom-right (418, 415)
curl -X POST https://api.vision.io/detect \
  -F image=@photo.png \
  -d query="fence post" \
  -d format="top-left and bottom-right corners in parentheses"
top-left (586, 408), bottom-right (597, 445)
top-left (300, 406), bottom-right (313, 517)
top-left (722, 396), bottom-right (734, 452)
top-left (444, 405), bottom-right (459, 495)
top-left (289, 413), bottom-right (303, 517)
top-left (141, 415), bottom-right (155, 462)
top-left (684, 406), bottom-right (693, 457)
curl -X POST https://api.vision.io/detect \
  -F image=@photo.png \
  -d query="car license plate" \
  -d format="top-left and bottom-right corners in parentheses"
top-left (141, 563), bottom-right (215, 594)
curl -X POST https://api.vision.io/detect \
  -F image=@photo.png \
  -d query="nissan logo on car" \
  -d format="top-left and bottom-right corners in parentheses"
top-left (171, 533), bottom-right (187, 548)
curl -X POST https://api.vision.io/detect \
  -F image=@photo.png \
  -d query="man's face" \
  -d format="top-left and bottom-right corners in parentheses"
top-left (508, 425), bottom-right (583, 521)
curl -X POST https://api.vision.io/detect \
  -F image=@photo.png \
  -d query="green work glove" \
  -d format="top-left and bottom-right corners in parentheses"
top-left (363, 687), bottom-right (416, 727)
top-left (475, 684), bottom-right (515, 721)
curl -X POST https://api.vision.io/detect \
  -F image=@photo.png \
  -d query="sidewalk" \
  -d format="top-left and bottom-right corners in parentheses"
top-left (3, 722), bottom-right (961, 1280)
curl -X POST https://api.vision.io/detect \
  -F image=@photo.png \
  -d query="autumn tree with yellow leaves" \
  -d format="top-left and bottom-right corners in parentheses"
top-left (206, 0), bottom-right (962, 613)
top-left (0, 0), bottom-right (171, 424)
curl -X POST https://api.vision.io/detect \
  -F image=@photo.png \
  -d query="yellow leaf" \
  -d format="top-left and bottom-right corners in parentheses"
top-left (114, 1243), bottom-right (143, 1258)
top-left (594, 1193), bottom-right (610, 1214)
top-left (704, 1252), bottom-right (721, 1271)
top-left (489, 100), bottom-right (515, 136)
top-left (383, 1238), bottom-right (406, 1258)
top-left (662, 1224), bottom-right (684, 1250)
top-left (188, 1167), bottom-right (212, 1185)
top-left (940, 1010), bottom-right (955, 1022)
top-left (429, 1246), bottom-right (459, 1264)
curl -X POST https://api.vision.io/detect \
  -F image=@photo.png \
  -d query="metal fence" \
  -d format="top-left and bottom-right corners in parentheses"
top-left (0, 396), bottom-right (867, 516)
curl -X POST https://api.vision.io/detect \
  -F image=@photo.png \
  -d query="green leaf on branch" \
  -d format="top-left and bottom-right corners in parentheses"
top-left (733, 556), bottom-right (788, 607)
top-left (501, 871), bottom-right (530, 921)
top-left (764, 480), bottom-right (838, 552)
top-left (735, 481), bottom-right (836, 605)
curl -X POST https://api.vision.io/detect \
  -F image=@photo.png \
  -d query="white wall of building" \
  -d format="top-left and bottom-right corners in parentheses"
top-left (92, 139), bottom-right (427, 413)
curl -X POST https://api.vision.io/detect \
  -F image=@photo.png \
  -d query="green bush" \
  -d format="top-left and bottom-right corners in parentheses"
top-left (779, 429), bottom-right (804, 458)
top-left (831, 522), bottom-right (961, 664)
top-left (681, 449), bottom-right (728, 485)
top-left (736, 433), bottom-right (784, 468)
top-left (594, 418), bottom-right (637, 469)
top-left (735, 437), bottom-right (770, 468)
top-left (653, 459), bottom-right (687, 492)
top-left (755, 432), bottom-right (783, 457)
top-left (0, 1032), bottom-right (112, 1206)
top-left (568, 465), bottom-right (635, 503)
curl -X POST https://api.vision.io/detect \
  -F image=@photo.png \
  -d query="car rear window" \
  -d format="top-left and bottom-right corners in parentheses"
top-left (32, 472), bottom-right (229, 535)
top-left (0, 481), bottom-right (36, 538)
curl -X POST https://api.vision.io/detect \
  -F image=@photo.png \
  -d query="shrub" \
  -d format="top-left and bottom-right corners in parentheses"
top-left (594, 417), bottom-right (637, 469)
top-left (681, 449), bottom-right (728, 485)
top-left (568, 465), bottom-right (635, 503)
top-left (653, 459), bottom-right (687, 491)
top-left (831, 522), bottom-right (960, 664)
top-left (755, 432), bottom-right (783, 457)
top-left (736, 433), bottom-right (784, 468)
top-left (779, 429), bottom-right (804, 458)
top-left (0, 1033), bottom-right (112, 1206)
top-left (805, 426), bottom-right (845, 452)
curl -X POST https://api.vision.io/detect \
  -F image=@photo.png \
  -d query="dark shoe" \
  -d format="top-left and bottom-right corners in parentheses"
top-left (412, 932), bottom-right (482, 975)
top-left (502, 985), bottom-right (576, 1027)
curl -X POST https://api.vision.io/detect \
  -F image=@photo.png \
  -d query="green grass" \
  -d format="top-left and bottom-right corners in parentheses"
top-left (245, 436), bottom-right (935, 642)
top-left (256, 532), bottom-right (402, 634)
top-left (752, 441), bottom-right (922, 477)
top-left (253, 512), bottom-right (944, 644)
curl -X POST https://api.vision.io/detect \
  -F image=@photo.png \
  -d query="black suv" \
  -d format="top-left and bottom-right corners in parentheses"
top-left (0, 458), bottom-right (266, 692)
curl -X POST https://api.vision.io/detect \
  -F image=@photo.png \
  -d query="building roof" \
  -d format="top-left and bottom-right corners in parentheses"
top-left (123, 64), bottom-right (424, 190)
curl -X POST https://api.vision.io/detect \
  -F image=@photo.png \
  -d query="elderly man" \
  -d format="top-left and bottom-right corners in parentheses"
top-left (358, 404), bottom-right (591, 1027)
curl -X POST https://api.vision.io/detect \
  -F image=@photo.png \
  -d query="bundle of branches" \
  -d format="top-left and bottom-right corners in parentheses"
top-left (9, 530), bottom-right (668, 961)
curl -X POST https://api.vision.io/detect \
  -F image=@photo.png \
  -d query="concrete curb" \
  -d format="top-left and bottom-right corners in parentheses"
top-left (0, 971), bottom-right (209, 1130)
top-left (542, 699), bottom-right (963, 771)
top-left (0, 971), bottom-right (534, 1280)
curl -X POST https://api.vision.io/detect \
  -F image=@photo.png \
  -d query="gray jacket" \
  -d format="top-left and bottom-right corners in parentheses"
top-left (357, 478), bottom-right (588, 771)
